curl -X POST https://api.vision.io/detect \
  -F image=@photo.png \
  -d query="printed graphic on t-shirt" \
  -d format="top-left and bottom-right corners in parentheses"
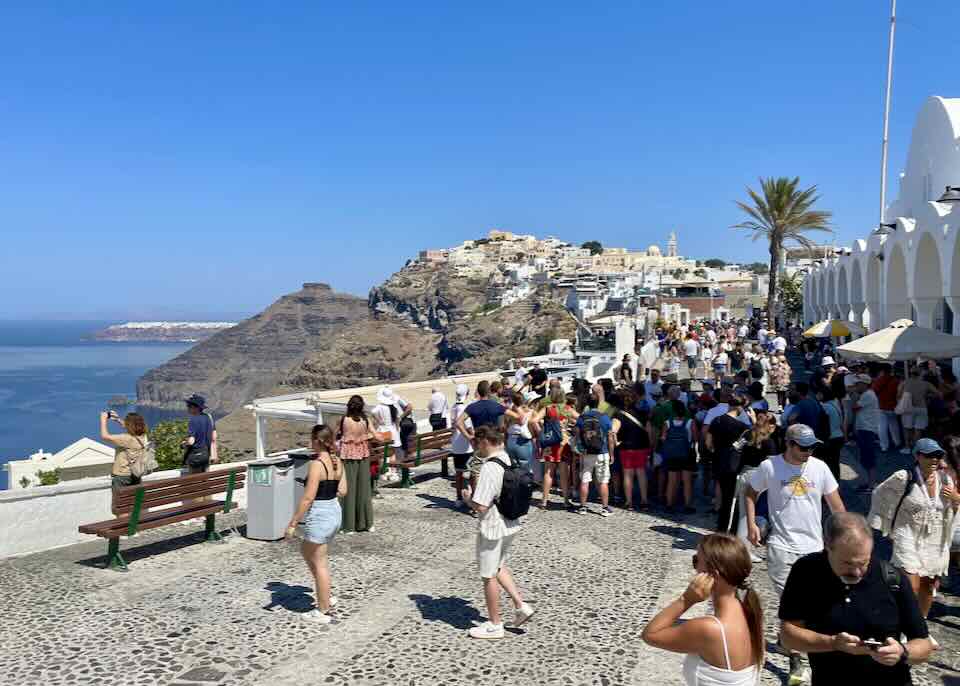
top-left (784, 476), bottom-right (812, 496)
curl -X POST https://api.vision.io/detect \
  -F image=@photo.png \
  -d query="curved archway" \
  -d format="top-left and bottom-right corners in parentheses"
top-left (913, 233), bottom-right (944, 329)
top-left (850, 260), bottom-right (865, 325)
top-left (837, 265), bottom-right (850, 320)
top-left (865, 255), bottom-right (881, 329)
top-left (886, 245), bottom-right (909, 322)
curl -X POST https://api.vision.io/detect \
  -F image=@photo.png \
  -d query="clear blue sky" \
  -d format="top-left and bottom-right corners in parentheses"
top-left (3, 1), bottom-right (957, 319)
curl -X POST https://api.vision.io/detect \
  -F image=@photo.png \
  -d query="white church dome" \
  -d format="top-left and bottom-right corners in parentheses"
top-left (646, 245), bottom-right (662, 257)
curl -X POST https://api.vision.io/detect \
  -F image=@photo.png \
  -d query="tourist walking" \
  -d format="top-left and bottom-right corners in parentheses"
top-left (868, 438), bottom-right (960, 618)
top-left (661, 400), bottom-right (697, 514)
top-left (287, 425), bottom-right (346, 625)
top-left (683, 335), bottom-right (700, 375)
top-left (735, 410), bottom-right (778, 560)
top-left (504, 391), bottom-right (535, 473)
top-left (338, 395), bottom-right (375, 534)
top-left (100, 410), bottom-right (150, 515)
top-left (852, 374), bottom-right (882, 490)
top-left (462, 426), bottom-right (535, 639)
top-left (450, 384), bottom-right (475, 509)
top-left (770, 353), bottom-right (792, 410)
top-left (537, 385), bottom-right (578, 509)
top-left (428, 386), bottom-right (449, 431)
top-left (817, 387), bottom-right (844, 480)
top-left (182, 394), bottom-right (217, 474)
top-left (575, 392), bottom-right (616, 516)
top-left (642, 533), bottom-right (763, 686)
top-left (898, 366), bottom-right (938, 453)
top-left (707, 395), bottom-right (750, 533)
top-left (873, 365), bottom-right (903, 453)
top-left (371, 386), bottom-right (411, 483)
top-left (779, 513), bottom-right (934, 685)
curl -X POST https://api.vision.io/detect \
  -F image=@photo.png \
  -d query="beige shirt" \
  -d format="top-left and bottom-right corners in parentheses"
top-left (902, 377), bottom-right (937, 408)
top-left (106, 433), bottom-right (146, 476)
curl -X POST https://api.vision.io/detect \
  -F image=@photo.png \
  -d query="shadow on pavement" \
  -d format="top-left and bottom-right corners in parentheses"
top-left (263, 581), bottom-right (315, 612)
top-left (417, 493), bottom-right (460, 510)
top-left (75, 526), bottom-right (236, 570)
top-left (649, 524), bottom-right (702, 550)
top-left (409, 593), bottom-right (482, 629)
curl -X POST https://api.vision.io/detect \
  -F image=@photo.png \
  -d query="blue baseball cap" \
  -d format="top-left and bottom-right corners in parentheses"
top-left (914, 438), bottom-right (945, 456)
top-left (786, 424), bottom-right (822, 448)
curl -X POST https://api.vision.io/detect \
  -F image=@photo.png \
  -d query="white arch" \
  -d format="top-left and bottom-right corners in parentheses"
top-left (837, 264), bottom-right (850, 319)
top-left (886, 245), bottom-right (909, 323)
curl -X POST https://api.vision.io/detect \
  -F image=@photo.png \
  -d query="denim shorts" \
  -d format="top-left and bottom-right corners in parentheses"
top-left (303, 499), bottom-right (342, 545)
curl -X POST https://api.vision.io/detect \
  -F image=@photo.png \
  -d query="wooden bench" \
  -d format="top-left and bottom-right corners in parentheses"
top-left (78, 466), bottom-right (246, 571)
top-left (369, 428), bottom-right (455, 488)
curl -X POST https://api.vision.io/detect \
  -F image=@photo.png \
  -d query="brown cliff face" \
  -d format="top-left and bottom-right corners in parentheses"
top-left (136, 283), bottom-right (368, 413)
top-left (367, 262), bottom-right (490, 331)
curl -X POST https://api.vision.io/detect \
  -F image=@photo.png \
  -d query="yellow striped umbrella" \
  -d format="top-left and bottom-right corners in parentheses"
top-left (803, 319), bottom-right (865, 338)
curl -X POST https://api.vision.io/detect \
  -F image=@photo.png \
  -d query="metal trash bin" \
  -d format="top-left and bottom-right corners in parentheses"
top-left (290, 451), bottom-right (317, 512)
top-left (246, 457), bottom-right (295, 541)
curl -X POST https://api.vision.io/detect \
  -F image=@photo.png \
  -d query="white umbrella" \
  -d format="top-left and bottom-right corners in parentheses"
top-left (803, 319), bottom-right (866, 338)
top-left (837, 319), bottom-right (960, 362)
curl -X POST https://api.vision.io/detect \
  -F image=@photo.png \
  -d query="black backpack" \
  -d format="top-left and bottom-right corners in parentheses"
top-left (489, 457), bottom-right (534, 520)
top-left (580, 411), bottom-right (606, 454)
top-left (814, 405), bottom-right (832, 443)
top-left (749, 359), bottom-right (764, 379)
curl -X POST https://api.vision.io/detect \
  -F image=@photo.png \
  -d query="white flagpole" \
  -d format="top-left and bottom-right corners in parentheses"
top-left (879, 0), bottom-right (897, 225)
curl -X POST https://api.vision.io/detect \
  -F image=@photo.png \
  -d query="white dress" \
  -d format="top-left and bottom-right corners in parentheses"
top-left (682, 616), bottom-right (758, 686)
top-left (871, 469), bottom-right (958, 578)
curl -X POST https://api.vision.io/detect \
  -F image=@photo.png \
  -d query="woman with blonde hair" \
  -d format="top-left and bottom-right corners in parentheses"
top-left (536, 385), bottom-right (578, 509)
top-left (100, 410), bottom-right (150, 514)
top-left (287, 425), bottom-right (347, 624)
top-left (642, 533), bottom-right (764, 685)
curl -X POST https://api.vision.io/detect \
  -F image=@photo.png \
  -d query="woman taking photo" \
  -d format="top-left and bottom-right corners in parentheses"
top-left (642, 533), bottom-right (763, 686)
top-left (338, 395), bottom-right (375, 534)
top-left (287, 425), bottom-right (347, 624)
top-left (869, 438), bottom-right (960, 619)
top-left (100, 410), bottom-right (150, 514)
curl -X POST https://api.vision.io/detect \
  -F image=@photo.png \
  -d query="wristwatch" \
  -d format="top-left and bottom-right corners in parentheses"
top-left (896, 639), bottom-right (909, 665)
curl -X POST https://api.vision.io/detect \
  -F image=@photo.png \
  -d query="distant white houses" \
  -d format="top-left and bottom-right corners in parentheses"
top-left (5, 438), bottom-right (115, 489)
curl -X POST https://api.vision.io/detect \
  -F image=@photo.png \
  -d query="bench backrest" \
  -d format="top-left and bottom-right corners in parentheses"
top-left (417, 428), bottom-right (454, 451)
top-left (113, 467), bottom-right (246, 516)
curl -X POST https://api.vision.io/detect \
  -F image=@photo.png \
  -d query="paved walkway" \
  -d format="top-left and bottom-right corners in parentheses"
top-left (2, 351), bottom-right (959, 685)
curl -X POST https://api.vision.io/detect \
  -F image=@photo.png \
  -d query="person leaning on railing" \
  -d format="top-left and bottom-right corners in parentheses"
top-left (100, 410), bottom-right (149, 515)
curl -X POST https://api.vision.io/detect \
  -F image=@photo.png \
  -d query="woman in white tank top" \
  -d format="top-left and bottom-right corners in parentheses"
top-left (642, 533), bottom-right (763, 686)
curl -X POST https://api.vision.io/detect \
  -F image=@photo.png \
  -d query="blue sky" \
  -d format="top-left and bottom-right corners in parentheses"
top-left (2, 1), bottom-right (958, 319)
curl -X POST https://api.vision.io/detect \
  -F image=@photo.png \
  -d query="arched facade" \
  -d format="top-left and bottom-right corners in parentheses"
top-left (808, 96), bottom-right (960, 334)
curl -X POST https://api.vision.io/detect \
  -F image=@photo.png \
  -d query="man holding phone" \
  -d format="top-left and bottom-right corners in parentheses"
top-left (779, 513), bottom-right (933, 684)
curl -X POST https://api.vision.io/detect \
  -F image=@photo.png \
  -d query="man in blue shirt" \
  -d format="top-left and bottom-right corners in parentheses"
top-left (575, 393), bottom-right (615, 517)
top-left (455, 380), bottom-right (506, 439)
top-left (183, 394), bottom-right (217, 474)
top-left (787, 382), bottom-right (822, 431)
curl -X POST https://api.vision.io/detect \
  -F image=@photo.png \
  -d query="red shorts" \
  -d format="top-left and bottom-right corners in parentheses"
top-left (620, 449), bottom-right (651, 470)
top-left (543, 444), bottom-right (572, 463)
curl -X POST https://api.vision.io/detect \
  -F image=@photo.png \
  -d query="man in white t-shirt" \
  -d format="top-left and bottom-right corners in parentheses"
top-left (757, 326), bottom-right (768, 347)
top-left (463, 426), bottom-right (535, 639)
top-left (513, 364), bottom-right (529, 390)
top-left (428, 387), bottom-right (449, 431)
top-left (644, 368), bottom-right (663, 400)
top-left (852, 374), bottom-right (882, 490)
top-left (745, 423), bottom-right (845, 683)
top-left (772, 333), bottom-right (788, 354)
top-left (738, 323), bottom-right (749, 340)
top-left (682, 336), bottom-right (700, 373)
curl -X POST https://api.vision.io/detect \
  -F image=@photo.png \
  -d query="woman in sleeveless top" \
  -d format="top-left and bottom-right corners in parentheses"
top-left (505, 391), bottom-right (535, 473)
top-left (287, 425), bottom-right (346, 624)
top-left (339, 395), bottom-right (375, 534)
top-left (642, 533), bottom-right (764, 686)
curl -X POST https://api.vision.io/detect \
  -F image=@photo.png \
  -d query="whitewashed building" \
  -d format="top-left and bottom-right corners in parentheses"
top-left (5, 438), bottom-right (116, 489)
top-left (806, 96), bottom-right (960, 334)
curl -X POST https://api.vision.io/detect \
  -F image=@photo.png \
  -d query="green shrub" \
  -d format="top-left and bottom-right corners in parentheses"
top-left (149, 419), bottom-right (232, 471)
top-left (37, 468), bottom-right (61, 486)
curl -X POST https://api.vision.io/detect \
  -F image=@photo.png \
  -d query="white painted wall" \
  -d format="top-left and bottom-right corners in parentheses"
top-left (0, 462), bottom-right (253, 560)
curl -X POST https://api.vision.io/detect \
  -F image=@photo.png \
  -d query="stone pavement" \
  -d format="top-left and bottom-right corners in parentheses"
top-left (1, 454), bottom-right (959, 686)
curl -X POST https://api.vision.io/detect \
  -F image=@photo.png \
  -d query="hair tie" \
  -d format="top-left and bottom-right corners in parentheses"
top-left (738, 580), bottom-right (752, 592)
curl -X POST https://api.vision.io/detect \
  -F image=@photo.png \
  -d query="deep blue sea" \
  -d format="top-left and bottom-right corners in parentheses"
top-left (0, 321), bottom-right (192, 490)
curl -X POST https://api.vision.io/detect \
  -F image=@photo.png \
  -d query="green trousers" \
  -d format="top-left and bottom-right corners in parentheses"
top-left (340, 458), bottom-right (374, 532)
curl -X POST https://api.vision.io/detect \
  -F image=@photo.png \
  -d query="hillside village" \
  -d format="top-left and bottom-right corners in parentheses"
top-left (417, 229), bottom-right (778, 326)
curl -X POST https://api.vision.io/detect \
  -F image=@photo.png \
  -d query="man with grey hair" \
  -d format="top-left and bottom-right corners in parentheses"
top-left (779, 512), bottom-right (933, 684)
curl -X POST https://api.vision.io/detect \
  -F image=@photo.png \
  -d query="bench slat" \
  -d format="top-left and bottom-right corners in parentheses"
top-left (119, 484), bottom-right (245, 512)
top-left (79, 501), bottom-right (226, 537)
top-left (115, 472), bottom-right (246, 509)
top-left (115, 466), bottom-right (245, 496)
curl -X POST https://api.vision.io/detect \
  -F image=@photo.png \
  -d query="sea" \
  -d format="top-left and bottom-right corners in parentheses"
top-left (0, 321), bottom-right (193, 490)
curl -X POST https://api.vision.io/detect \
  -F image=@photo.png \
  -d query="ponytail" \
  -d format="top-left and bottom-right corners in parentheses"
top-left (739, 585), bottom-right (765, 669)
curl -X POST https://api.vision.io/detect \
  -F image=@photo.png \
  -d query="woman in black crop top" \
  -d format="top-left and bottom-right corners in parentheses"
top-left (287, 425), bottom-right (347, 624)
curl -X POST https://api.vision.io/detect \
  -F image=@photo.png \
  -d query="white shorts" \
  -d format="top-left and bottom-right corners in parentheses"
top-left (477, 533), bottom-right (515, 579)
top-left (580, 453), bottom-right (611, 484)
top-left (767, 545), bottom-right (805, 597)
top-left (901, 407), bottom-right (928, 430)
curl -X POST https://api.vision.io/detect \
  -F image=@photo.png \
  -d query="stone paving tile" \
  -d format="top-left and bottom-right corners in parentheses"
top-left (3, 444), bottom-right (960, 684)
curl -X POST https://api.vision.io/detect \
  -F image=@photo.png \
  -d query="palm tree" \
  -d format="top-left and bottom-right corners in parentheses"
top-left (732, 177), bottom-right (832, 326)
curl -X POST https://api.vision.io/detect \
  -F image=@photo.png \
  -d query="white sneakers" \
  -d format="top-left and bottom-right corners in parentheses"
top-left (468, 621), bottom-right (505, 639)
top-left (514, 602), bottom-right (535, 627)
top-left (302, 609), bottom-right (332, 624)
top-left (468, 603), bottom-right (536, 639)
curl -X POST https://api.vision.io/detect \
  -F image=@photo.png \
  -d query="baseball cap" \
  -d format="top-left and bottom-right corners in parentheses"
top-left (854, 374), bottom-right (872, 385)
top-left (821, 356), bottom-right (836, 366)
top-left (785, 424), bottom-right (823, 448)
top-left (914, 438), bottom-right (945, 456)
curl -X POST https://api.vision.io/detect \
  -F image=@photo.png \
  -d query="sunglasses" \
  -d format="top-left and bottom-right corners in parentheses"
top-left (789, 441), bottom-right (815, 453)
top-left (918, 452), bottom-right (945, 460)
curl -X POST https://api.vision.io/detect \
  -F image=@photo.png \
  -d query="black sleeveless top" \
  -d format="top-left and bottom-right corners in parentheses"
top-left (314, 458), bottom-right (340, 501)
top-left (616, 410), bottom-right (650, 450)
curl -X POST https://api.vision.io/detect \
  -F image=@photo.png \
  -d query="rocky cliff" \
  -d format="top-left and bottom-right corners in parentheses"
top-left (136, 283), bottom-right (368, 413)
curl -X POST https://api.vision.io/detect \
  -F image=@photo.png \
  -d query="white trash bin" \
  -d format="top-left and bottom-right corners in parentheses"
top-left (246, 457), bottom-right (295, 541)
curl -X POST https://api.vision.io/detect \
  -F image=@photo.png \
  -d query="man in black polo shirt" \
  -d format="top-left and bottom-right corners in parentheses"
top-left (780, 512), bottom-right (933, 685)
